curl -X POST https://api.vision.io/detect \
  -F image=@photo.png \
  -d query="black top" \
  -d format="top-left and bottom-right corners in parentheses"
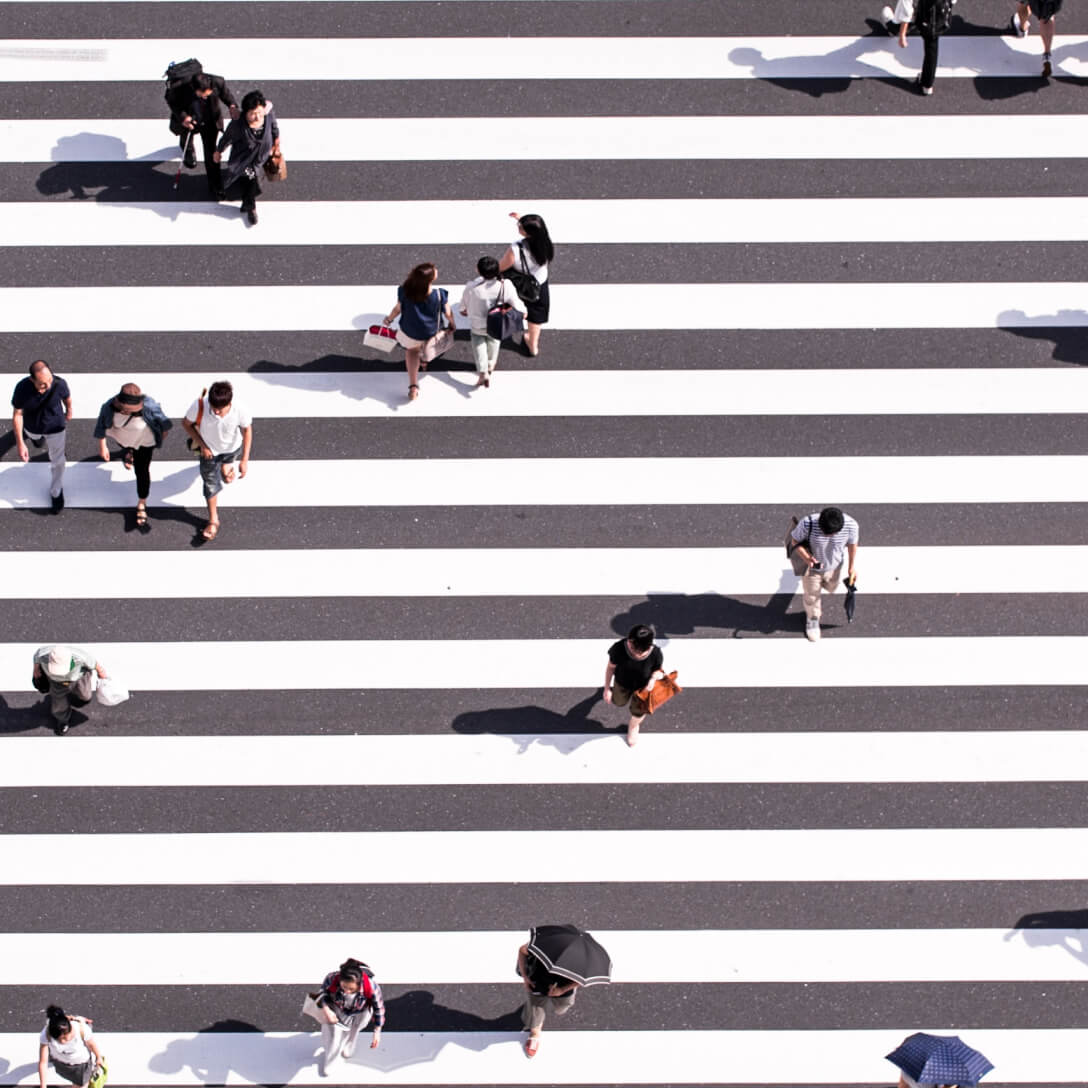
top-left (608, 639), bottom-right (663, 691)
top-left (519, 951), bottom-right (568, 997)
top-left (166, 73), bottom-right (237, 129)
top-left (12, 375), bottom-right (70, 434)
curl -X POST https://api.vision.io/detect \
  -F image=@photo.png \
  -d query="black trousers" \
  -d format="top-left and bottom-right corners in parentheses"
top-left (920, 32), bottom-right (940, 89)
top-left (124, 445), bottom-right (155, 500)
top-left (177, 123), bottom-right (223, 191)
top-left (230, 172), bottom-right (262, 212)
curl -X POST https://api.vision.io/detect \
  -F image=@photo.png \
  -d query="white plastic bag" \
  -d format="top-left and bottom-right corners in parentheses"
top-left (95, 677), bottom-right (130, 707)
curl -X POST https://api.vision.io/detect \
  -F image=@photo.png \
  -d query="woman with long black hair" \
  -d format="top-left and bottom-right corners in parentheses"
top-left (499, 212), bottom-right (554, 357)
top-left (38, 1005), bottom-right (106, 1088)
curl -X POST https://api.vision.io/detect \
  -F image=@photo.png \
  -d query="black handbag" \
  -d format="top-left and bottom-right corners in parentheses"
top-left (502, 241), bottom-right (541, 305)
top-left (486, 280), bottom-right (525, 341)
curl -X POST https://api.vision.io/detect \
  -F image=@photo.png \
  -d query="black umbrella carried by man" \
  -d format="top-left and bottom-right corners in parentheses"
top-left (844, 571), bottom-right (858, 622)
top-left (527, 924), bottom-right (612, 986)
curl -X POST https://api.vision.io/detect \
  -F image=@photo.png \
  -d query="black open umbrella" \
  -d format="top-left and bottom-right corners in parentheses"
top-left (527, 925), bottom-right (612, 987)
top-left (844, 572), bottom-right (858, 622)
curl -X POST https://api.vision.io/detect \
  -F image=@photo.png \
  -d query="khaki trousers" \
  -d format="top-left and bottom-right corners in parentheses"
top-left (801, 564), bottom-right (843, 621)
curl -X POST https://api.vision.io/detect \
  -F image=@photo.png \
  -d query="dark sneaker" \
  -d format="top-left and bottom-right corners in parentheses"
top-left (183, 145), bottom-right (197, 169)
top-left (51, 490), bottom-right (64, 513)
top-left (54, 720), bottom-right (70, 736)
top-left (246, 207), bottom-right (258, 225)
top-left (1042, 53), bottom-right (1052, 77)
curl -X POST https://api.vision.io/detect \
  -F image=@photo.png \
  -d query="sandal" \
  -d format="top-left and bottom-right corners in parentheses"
top-left (408, 384), bottom-right (420, 401)
top-left (202, 521), bottom-right (220, 541)
top-left (135, 503), bottom-right (148, 529)
top-left (122, 449), bottom-right (134, 470)
top-left (524, 1036), bottom-right (540, 1058)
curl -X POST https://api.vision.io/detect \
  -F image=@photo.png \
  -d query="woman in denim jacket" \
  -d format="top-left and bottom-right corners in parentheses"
top-left (93, 383), bottom-right (172, 532)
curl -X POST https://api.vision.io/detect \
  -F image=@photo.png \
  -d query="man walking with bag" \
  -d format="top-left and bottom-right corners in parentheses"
top-left (788, 506), bottom-right (859, 642)
top-left (182, 381), bottom-right (253, 542)
top-left (32, 645), bottom-right (109, 735)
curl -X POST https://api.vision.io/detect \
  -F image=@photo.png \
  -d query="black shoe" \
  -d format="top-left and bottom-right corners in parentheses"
top-left (1042, 54), bottom-right (1052, 77)
top-left (246, 207), bottom-right (258, 225)
top-left (54, 721), bottom-right (70, 736)
top-left (210, 187), bottom-right (226, 201)
top-left (51, 490), bottom-right (64, 513)
top-left (183, 146), bottom-right (197, 169)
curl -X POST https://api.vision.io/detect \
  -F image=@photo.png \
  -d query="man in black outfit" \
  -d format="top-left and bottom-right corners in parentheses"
top-left (167, 71), bottom-right (240, 197)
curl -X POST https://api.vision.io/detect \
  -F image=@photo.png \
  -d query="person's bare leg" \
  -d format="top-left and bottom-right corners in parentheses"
top-left (203, 493), bottom-right (220, 539)
top-left (1040, 16), bottom-right (1055, 74)
top-left (627, 711), bottom-right (646, 747)
top-left (525, 322), bottom-right (541, 356)
top-left (406, 348), bottom-right (421, 397)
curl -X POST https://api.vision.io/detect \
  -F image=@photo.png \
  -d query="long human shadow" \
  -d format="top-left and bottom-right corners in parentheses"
top-left (1005, 909), bottom-right (1088, 967)
top-left (729, 34), bottom-right (916, 97)
top-left (149, 1019), bottom-right (316, 1087)
top-left (999, 309), bottom-right (1088, 365)
top-left (36, 133), bottom-right (234, 215)
top-left (611, 590), bottom-right (805, 640)
top-left (0, 693), bottom-right (50, 734)
top-left (451, 691), bottom-right (620, 752)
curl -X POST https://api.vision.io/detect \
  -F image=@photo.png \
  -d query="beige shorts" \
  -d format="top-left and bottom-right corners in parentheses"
top-left (395, 329), bottom-right (426, 349)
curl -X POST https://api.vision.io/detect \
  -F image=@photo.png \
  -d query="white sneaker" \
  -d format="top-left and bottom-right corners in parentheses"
top-left (881, 5), bottom-right (895, 25)
top-left (341, 1045), bottom-right (354, 1060)
top-left (805, 617), bottom-right (821, 642)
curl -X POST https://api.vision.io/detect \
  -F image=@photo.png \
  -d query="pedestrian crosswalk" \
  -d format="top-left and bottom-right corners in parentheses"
top-left (2, 0), bottom-right (1088, 1085)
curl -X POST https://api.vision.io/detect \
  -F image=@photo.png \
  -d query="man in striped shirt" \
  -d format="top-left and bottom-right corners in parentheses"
top-left (789, 507), bottom-right (859, 642)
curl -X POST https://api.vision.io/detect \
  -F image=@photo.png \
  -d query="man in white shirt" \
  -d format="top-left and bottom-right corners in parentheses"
top-left (459, 256), bottom-right (525, 387)
top-left (789, 506), bottom-right (859, 642)
top-left (182, 380), bottom-right (253, 542)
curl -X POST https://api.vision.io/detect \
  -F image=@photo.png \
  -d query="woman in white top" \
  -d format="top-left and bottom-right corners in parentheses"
top-left (458, 255), bottom-right (526, 387)
top-left (38, 1005), bottom-right (105, 1088)
top-left (498, 212), bottom-right (554, 357)
top-left (93, 383), bottom-right (173, 532)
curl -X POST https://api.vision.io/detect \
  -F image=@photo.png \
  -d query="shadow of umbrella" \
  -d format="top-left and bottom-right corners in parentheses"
top-left (998, 309), bottom-right (1088, 365)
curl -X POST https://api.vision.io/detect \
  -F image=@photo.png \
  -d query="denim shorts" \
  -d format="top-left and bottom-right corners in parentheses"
top-left (198, 447), bottom-right (241, 499)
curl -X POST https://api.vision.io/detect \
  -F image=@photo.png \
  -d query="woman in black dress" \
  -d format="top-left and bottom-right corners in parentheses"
top-left (602, 624), bottom-right (664, 747)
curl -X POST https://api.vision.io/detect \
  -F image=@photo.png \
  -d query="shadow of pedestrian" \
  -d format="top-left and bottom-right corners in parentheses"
top-left (249, 354), bottom-right (406, 406)
top-left (150, 1019), bottom-right (318, 1086)
top-left (611, 589), bottom-right (801, 640)
top-left (451, 692), bottom-right (617, 751)
top-left (729, 37), bottom-right (914, 97)
top-left (1005, 909), bottom-right (1088, 967)
top-left (0, 693), bottom-right (50, 734)
top-left (998, 309), bottom-right (1088, 364)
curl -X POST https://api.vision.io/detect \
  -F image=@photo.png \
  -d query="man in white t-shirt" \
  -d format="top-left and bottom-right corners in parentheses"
top-left (182, 380), bottom-right (253, 542)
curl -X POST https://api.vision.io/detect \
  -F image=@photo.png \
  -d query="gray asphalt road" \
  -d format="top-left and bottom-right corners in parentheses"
top-left (1, 1), bottom-right (1086, 1083)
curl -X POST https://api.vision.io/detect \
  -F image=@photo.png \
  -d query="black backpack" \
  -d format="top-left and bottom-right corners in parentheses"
top-left (164, 58), bottom-right (203, 102)
top-left (916, 0), bottom-right (954, 34)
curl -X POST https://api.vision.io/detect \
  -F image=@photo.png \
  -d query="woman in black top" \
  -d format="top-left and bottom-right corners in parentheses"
top-left (214, 89), bottom-right (279, 225)
top-left (603, 624), bottom-right (664, 747)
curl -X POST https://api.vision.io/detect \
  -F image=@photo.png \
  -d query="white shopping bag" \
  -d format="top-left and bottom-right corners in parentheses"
top-left (95, 677), bottom-right (130, 707)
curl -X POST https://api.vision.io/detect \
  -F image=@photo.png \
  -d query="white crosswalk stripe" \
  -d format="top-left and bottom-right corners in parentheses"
top-left (2, 5), bottom-right (1087, 1087)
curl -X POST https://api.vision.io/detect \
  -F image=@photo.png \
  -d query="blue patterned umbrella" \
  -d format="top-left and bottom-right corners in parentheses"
top-left (886, 1032), bottom-right (994, 1086)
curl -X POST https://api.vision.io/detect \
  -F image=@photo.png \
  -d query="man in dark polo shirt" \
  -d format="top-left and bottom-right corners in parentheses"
top-left (12, 359), bottom-right (72, 512)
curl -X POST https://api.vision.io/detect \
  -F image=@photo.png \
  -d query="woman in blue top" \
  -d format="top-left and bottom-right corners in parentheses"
top-left (93, 383), bottom-right (172, 532)
top-left (382, 262), bottom-right (456, 401)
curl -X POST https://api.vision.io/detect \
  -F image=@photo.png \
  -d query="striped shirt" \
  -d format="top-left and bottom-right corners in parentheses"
top-left (791, 513), bottom-right (859, 572)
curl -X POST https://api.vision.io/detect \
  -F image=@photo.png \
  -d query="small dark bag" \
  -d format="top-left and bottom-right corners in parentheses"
top-left (502, 242), bottom-right (542, 305)
top-left (486, 280), bottom-right (525, 341)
